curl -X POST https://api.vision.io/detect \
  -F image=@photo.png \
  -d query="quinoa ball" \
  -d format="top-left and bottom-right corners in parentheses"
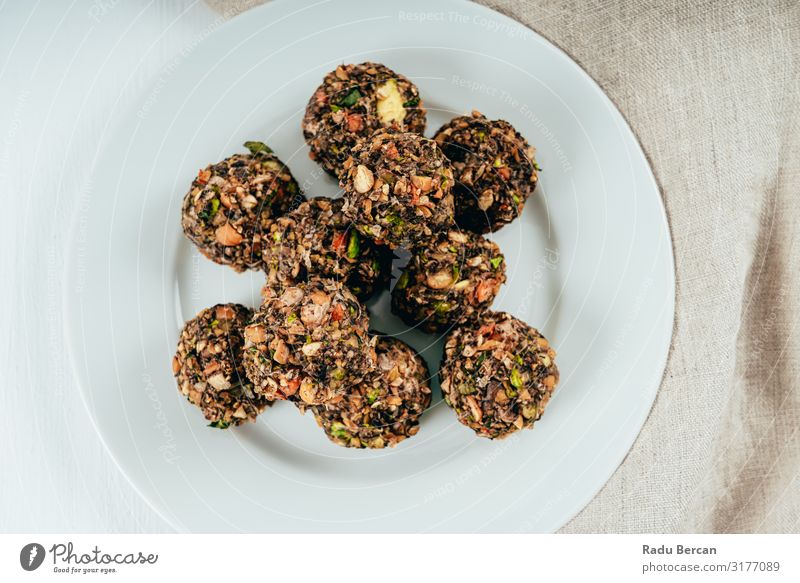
top-left (242, 277), bottom-right (376, 405)
top-left (172, 304), bottom-right (271, 428)
top-left (181, 141), bottom-right (302, 272)
top-left (303, 62), bottom-right (426, 177)
top-left (307, 336), bottom-right (431, 448)
top-left (263, 197), bottom-right (392, 301)
top-left (341, 130), bottom-right (455, 249)
top-left (434, 111), bottom-right (539, 233)
top-left (439, 312), bottom-right (558, 439)
top-left (391, 229), bottom-right (506, 333)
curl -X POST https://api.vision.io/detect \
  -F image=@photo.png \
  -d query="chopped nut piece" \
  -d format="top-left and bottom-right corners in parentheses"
top-left (215, 223), bottom-right (243, 246)
top-left (353, 165), bottom-right (375, 193)
top-left (375, 79), bottom-right (407, 125)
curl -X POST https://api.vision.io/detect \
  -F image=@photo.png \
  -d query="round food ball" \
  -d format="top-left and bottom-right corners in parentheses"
top-left (242, 277), bottom-right (376, 405)
top-left (172, 304), bottom-right (271, 428)
top-left (341, 130), bottom-right (454, 249)
top-left (392, 229), bottom-right (506, 333)
top-left (439, 312), bottom-right (558, 439)
top-left (434, 111), bottom-right (539, 233)
top-left (181, 141), bottom-right (303, 272)
top-left (303, 62), bottom-right (427, 177)
top-left (263, 197), bottom-right (392, 301)
top-left (308, 336), bottom-right (431, 448)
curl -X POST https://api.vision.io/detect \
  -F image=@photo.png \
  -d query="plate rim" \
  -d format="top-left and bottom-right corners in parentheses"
top-left (62, 0), bottom-right (676, 533)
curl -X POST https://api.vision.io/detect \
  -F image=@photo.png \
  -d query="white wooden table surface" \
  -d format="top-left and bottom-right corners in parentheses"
top-left (0, 0), bottom-right (229, 533)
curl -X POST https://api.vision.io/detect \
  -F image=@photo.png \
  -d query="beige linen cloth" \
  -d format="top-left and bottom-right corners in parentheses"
top-left (210, 0), bottom-right (800, 533)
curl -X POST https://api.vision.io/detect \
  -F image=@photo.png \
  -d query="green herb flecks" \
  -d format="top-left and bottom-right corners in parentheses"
top-left (395, 271), bottom-right (409, 290)
top-left (244, 141), bottom-right (273, 156)
top-left (209, 420), bottom-right (230, 429)
top-left (490, 256), bottom-right (503, 270)
top-left (330, 422), bottom-right (350, 440)
top-left (347, 231), bottom-right (360, 259)
top-left (510, 366), bottom-right (523, 389)
top-left (338, 87), bottom-right (362, 107)
top-left (458, 382), bottom-right (476, 395)
top-left (402, 96), bottom-right (420, 107)
top-left (366, 387), bottom-right (381, 405)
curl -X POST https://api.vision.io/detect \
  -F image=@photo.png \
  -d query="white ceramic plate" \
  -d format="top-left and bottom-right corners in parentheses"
top-left (65, 0), bottom-right (674, 532)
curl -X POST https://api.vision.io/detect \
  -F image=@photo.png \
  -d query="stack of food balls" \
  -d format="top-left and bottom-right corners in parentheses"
top-left (173, 62), bottom-right (559, 446)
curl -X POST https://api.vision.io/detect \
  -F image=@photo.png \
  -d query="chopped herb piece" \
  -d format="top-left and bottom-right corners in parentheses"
top-left (330, 422), bottom-right (350, 439)
top-left (458, 382), bottom-right (476, 395)
top-left (244, 141), bottom-right (273, 156)
top-left (209, 420), bottom-right (230, 429)
top-left (402, 96), bottom-right (420, 107)
top-left (385, 213), bottom-right (404, 226)
top-left (395, 271), bottom-right (409, 290)
top-left (366, 387), bottom-right (381, 404)
top-left (490, 256), bottom-right (503, 269)
top-left (434, 301), bottom-right (451, 314)
top-left (347, 231), bottom-right (360, 259)
top-left (510, 367), bottom-right (523, 388)
top-left (338, 87), bottom-right (362, 107)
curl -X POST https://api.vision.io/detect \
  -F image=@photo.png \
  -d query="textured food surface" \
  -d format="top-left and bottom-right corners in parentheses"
top-left (434, 111), bottom-right (538, 233)
top-left (173, 304), bottom-right (271, 428)
top-left (302, 62), bottom-right (426, 176)
top-left (392, 229), bottom-right (506, 333)
top-left (341, 130), bottom-right (455, 249)
top-left (440, 311), bottom-right (558, 439)
top-left (308, 336), bottom-right (432, 448)
top-left (181, 142), bottom-right (302, 272)
top-left (242, 277), bottom-right (375, 405)
top-left (263, 196), bottom-right (391, 301)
